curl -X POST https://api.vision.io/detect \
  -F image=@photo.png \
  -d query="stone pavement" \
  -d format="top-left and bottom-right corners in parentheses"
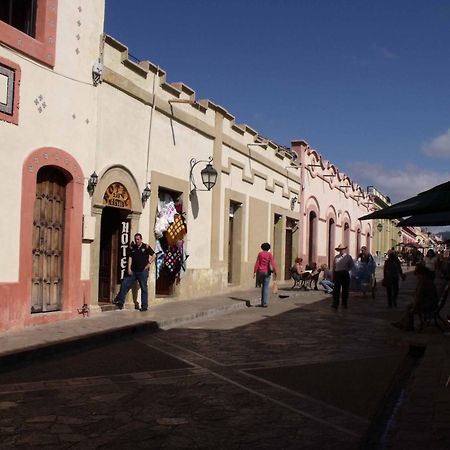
top-left (0, 269), bottom-right (449, 449)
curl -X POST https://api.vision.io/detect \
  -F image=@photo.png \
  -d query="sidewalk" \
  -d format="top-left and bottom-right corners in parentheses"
top-left (1, 282), bottom-right (315, 363)
top-left (0, 287), bottom-right (257, 362)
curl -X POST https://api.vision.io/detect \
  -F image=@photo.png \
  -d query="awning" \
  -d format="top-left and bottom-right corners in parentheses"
top-left (359, 180), bottom-right (450, 220)
top-left (397, 210), bottom-right (450, 227)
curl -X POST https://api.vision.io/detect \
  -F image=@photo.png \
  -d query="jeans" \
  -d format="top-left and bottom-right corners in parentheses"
top-left (116, 270), bottom-right (149, 309)
top-left (319, 279), bottom-right (334, 293)
top-left (258, 272), bottom-right (271, 306)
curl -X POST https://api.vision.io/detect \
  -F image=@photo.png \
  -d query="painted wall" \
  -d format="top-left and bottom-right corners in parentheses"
top-left (0, 0), bottom-right (379, 332)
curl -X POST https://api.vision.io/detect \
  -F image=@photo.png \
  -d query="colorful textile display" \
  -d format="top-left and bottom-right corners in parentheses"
top-left (166, 214), bottom-right (187, 246)
top-left (164, 247), bottom-right (183, 273)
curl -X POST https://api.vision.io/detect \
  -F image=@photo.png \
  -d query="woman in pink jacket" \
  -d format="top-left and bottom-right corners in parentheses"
top-left (253, 242), bottom-right (277, 307)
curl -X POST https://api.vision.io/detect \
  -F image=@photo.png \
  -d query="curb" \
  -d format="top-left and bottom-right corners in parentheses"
top-left (0, 296), bottom-right (259, 368)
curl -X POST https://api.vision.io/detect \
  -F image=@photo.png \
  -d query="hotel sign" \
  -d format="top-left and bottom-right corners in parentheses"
top-left (118, 220), bottom-right (130, 281)
top-left (103, 182), bottom-right (131, 209)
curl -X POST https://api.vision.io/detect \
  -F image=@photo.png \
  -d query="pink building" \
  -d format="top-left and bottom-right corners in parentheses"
top-left (292, 141), bottom-right (373, 266)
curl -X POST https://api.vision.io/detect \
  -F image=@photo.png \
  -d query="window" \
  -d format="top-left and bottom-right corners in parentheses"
top-left (0, 56), bottom-right (20, 124)
top-left (0, 0), bottom-right (37, 37)
top-left (0, 0), bottom-right (58, 67)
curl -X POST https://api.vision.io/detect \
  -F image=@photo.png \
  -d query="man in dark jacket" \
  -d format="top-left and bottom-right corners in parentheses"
top-left (114, 233), bottom-right (156, 311)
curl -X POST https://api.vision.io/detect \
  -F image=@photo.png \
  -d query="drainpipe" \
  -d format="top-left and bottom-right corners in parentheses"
top-left (145, 65), bottom-right (160, 191)
top-left (291, 140), bottom-right (308, 261)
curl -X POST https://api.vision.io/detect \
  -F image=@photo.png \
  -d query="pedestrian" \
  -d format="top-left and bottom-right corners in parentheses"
top-left (383, 250), bottom-right (405, 307)
top-left (332, 244), bottom-right (354, 309)
top-left (358, 245), bottom-right (374, 265)
top-left (423, 249), bottom-right (438, 281)
top-left (392, 264), bottom-right (438, 331)
top-left (318, 264), bottom-right (334, 294)
top-left (113, 233), bottom-right (156, 311)
top-left (253, 242), bottom-right (277, 308)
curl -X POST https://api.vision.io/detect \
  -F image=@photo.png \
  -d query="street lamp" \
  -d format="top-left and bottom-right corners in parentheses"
top-left (141, 183), bottom-right (151, 208)
top-left (189, 157), bottom-right (218, 193)
top-left (377, 223), bottom-right (383, 232)
top-left (87, 171), bottom-right (98, 196)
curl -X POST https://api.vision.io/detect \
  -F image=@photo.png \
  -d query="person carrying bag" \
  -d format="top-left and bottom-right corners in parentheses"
top-left (253, 242), bottom-right (277, 308)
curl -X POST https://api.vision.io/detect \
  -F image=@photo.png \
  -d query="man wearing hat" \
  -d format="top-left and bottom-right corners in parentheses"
top-left (332, 244), bottom-right (354, 309)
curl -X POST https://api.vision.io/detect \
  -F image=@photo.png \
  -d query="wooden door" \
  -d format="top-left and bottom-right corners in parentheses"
top-left (285, 228), bottom-right (293, 280)
top-left (228, 213), bottom-right (234, 284)
top-left (98, 207), bottom-right (130, 302)
top-left (31, 167), bottom-right (66, 313)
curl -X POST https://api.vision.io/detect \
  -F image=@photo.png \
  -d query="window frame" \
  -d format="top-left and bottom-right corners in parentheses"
top-left (0, 56), bottom-right (21, 125)
top-left (0, 0), bottom-right (58, 67)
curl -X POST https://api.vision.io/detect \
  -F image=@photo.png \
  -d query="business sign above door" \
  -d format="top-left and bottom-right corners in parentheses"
top-left (103, 182), bottom-right (131, 209)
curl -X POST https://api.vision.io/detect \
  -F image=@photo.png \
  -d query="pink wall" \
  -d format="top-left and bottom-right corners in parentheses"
top-left (0, 148), bottom-right (89, 332)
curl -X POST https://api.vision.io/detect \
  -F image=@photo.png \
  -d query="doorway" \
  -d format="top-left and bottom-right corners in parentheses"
top-left (98, 207), bottom-right (130, 303)
top-left (228, 201), bottom-right (242, 284)
top-left (284, 218), bottom-right (297, 280)
top-left (308, 211), bottom-right (317, 265)
top-left (31, 166), bottom-right (67, 313)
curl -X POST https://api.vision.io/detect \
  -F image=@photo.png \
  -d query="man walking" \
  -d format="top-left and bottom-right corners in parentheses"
top-left (332, 244), bottom-right (354, 310)
top-left (114, 233), bottom-right (156, 311)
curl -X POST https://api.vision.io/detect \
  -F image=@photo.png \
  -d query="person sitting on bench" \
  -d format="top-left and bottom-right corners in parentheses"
top-left (318, 264), bottom-right (334, 294)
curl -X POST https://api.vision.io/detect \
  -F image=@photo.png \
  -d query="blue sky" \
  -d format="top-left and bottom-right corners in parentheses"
top-left (105, 0), bottom-right (450, 205)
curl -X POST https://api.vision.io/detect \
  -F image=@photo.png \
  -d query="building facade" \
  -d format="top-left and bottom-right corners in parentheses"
top-left (0, 0), bottom-right (374, 332)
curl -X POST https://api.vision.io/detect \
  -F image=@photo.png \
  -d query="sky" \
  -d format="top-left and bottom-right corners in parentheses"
top-left (104, 0), bottom-right (450, 207)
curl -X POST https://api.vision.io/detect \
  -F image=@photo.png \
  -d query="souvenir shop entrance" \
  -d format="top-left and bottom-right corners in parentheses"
top-left (98, 206), bottom-right (131, 303)
top-left (154, 188), bottom-right (186, 297)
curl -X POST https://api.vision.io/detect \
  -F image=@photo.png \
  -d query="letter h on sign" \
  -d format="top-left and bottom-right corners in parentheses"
top-left (119, 220), bottom-right (130, 281)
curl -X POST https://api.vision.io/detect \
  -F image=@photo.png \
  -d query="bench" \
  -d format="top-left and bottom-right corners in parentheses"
top-left (290, 269), bottom-right (312, 290)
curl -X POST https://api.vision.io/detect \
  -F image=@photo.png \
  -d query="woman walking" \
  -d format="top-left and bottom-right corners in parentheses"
top-left (253, 242), bottom-right (277, 307)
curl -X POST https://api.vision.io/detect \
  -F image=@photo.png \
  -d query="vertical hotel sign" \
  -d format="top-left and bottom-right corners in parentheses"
top-left (102, 182), bottom-right (132, 282)
top-left (119, 220), bottom-right (130, 281)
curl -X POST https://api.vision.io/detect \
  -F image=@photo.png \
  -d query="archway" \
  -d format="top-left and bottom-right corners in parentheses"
top-left (308, 211), bottom-right (317, 265)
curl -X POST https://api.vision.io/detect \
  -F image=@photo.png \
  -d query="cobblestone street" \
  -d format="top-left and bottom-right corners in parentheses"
top-left (0, 273), bottom-right (449, 449)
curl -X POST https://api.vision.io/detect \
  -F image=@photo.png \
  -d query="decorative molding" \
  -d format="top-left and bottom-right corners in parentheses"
top-left (0, 0), bottom-right (58, 67)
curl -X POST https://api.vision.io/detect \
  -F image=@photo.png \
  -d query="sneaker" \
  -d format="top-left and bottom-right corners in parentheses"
top-left (139, 308), bottom-right (148, 312)
top-left (116, 303), bottom-right (123, 310)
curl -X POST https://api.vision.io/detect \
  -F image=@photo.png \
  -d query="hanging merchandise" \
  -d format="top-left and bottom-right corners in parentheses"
top-left (164, 200), bottom-right (177, 223)
top-left (164, 246), bottom-right (183, 273)
top-left (166, 213), bottom-right (187, 246)
top-left (155, 252), bottom-right (165, 279)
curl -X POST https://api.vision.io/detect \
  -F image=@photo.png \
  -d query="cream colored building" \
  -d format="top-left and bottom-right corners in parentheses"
top-left (0, 0), bottom-right (374, 332)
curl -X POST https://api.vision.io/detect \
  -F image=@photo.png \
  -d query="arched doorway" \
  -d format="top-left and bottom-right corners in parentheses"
top-left (98, 182), bottom-right (132, 304)
top-left (31, 166), bottom-right (68, 313)
top-left (328, 218), bottom-right (335, 267)
top-left (343, 222), bottom-right (350, 250)
top-left (308, 211), bottom-right (317, 265)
